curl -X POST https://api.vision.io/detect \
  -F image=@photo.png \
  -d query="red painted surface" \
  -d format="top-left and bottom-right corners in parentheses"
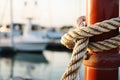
top-left (87, 0), bottom-right (119, 43)
top-left (83, 54), bottom-right (120, 68)
top-left (84, 67), bottom-right (118, 80)
top-left (86, 0), bottom-right (119, 26)
top-left (83, 0), bottom-right (119, 80)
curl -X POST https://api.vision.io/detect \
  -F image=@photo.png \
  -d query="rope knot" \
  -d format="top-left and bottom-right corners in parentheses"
top-left (60, 17), bottom-right (120, 80)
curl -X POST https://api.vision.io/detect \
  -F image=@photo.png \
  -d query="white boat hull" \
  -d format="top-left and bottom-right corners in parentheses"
top-left (14, 42), bottom-right (47, 51)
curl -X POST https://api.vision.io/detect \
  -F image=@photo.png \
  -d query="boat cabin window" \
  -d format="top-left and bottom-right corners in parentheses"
top-left (51, 28), bottom-right (56, 32)
top-left (14, 25), bottom-right (20, 30)
top-left (6, 25), bottom-right (10, 29)
top-left (31, 25), bottom-right (39, 31)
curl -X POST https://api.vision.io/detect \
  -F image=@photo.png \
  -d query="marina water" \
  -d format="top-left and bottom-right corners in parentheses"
top-left (0, 50), bottom-right (83, 80)
top-left (0, 50), bottom-right (120, 80)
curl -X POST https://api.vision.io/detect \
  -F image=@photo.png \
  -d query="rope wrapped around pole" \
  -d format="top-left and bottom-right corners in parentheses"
top-left (60, 17), bottom-right (120, 80)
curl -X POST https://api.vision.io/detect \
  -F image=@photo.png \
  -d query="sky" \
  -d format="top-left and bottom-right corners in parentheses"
top-left (0, 0), bottom-right (86, 27)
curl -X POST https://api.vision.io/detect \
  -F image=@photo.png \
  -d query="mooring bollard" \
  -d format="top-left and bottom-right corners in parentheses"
top-left (83, 0), bottom-right (120, 80)
top-left (60, 0), bottom-right (120, 80)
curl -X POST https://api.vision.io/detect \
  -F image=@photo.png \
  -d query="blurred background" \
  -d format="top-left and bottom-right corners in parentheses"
top-left (0, 0), bottom-right (119, 80)
top-left (0, 0), bottom-right (86, 80)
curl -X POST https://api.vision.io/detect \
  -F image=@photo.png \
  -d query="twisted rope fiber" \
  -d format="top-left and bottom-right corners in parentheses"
top-left (60, 17), bottom-right (120, 80)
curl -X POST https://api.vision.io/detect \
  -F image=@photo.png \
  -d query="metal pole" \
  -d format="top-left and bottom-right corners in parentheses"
top-left (83, 0), bottom-right (119, 80)
top-left (10, 0), bottom-right (14, 48)
top-left (10, 0), bottom-right (15, 78)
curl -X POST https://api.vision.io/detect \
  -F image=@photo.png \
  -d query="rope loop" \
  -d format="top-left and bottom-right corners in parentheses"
top-left (60, 17), bottom-right (120, 80)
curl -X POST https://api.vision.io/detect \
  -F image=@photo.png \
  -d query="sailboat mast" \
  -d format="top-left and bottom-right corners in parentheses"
top-left (10, 0), bottom-right (14, 48)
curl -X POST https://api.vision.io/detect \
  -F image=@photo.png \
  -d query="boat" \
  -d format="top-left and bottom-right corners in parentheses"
top-left (0, 23), bottom-right (24, 49)
top-left (14, 18), bottom-right (49, 52)
top-left (45, 27), bottom-right (71, 51)
top-left (46, 28), bottom-right (62, 39)
top-left (0, 0), bottom-right (49, 52)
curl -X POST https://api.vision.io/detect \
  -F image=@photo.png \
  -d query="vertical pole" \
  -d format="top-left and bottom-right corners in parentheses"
top-left (10, 0), bottom-right (14, 48)
top-left (86, 0), bottom-right (119, 25)
top-left (84, 0), bottom-right (119, 80)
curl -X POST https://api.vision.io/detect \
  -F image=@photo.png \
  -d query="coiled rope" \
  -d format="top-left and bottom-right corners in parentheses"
top-left (60, 17), bottom-right (120, 80)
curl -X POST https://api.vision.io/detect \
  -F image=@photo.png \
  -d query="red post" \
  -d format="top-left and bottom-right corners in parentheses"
top-left (83, 0), bottom-right (119, 80)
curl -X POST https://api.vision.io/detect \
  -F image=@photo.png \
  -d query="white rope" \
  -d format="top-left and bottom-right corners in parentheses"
top-left (60, 17), bottom-right (120, 80)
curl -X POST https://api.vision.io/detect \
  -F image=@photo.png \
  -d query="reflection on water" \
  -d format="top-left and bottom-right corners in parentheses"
top-left (0, 50), bottom-right (119, 80)
top-left (0, 50), bottom-right (84, 80)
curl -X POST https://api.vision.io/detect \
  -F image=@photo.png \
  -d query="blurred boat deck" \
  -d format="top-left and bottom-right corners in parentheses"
top-left (0, 38), bottom-right (12, 47)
